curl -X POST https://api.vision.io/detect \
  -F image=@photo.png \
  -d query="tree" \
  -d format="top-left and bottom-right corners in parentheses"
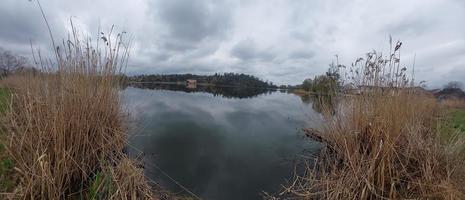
top-left (444, 81), bottom-right (463, 90)
top-left (312, 75), bottom-right (338, 95)
top-left (302, 78), bottom-right (313, 91)
top-left (326, 55), bottom-right (344, 88)
top-left (0, 48), bottom-right (28, 77)
top-left (128, 73), bottom-right (277, 88)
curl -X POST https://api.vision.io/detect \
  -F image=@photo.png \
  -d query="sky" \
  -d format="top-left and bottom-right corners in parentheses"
top-left (0, 0), bottom-right (464, 87)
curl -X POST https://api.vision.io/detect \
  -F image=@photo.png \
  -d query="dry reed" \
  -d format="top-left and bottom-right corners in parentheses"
top-left (442, 99), bottom-right (465, 109)
top-left (280, 40), bottom-right (465, 199)
top-left (0, 23), bottom-right (155, 199)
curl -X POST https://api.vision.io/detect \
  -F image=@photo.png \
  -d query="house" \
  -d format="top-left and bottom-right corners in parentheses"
top-left (186, 79), bottom-right (197, 89)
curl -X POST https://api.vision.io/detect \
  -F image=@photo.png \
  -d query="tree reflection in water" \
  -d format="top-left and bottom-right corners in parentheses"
top-left (298, 94), bottom-right (337, 115)
top-left (129, 83), bottom-right (277, 99)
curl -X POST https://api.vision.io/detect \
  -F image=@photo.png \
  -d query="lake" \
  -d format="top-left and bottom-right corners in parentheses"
top-left (123, 83), bottom-right (323, 200)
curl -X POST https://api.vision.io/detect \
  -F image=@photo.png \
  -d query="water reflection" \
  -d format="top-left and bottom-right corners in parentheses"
top-left (298, 94), bottom-right (337, 115)
top-left (129, 82), bottom-right (277, 99)
top-left (124, 86), bottom-right (322, 200)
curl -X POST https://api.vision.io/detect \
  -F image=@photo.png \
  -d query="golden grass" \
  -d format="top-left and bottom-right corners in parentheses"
top-left (286, 91), bottom-right (465, 199)
top-left (0, 24), bottom-right (155, 199)
top-left (279, 41), bottom-right (465, 199)
top-left (441, 99), bottom-right (465, 109)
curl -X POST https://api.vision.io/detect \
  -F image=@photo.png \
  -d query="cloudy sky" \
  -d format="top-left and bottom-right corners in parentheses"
top-left (1, 0), bottom-right (464, 87)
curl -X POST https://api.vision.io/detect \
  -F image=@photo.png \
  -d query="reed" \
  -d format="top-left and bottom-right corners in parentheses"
top-left (442, 99), bottom-right (465, 109)
top-left (281, 40), bottom-right (465, 199)
top-left (0, 22), bottom-right (154, 199)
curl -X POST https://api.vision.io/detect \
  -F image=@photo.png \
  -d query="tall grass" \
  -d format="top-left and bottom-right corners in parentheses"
top-left (442, 99), bottom-right (465, 109)
top-left (0, 23), bottom-right (154, 199)
top-left (280, 40), bottom-right (465, 199)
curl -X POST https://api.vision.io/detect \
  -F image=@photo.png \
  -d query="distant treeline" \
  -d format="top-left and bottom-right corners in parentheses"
top-left (129, 82), bottom-right (276, 99)
top-left (128, 73), bottom-right (277, 88)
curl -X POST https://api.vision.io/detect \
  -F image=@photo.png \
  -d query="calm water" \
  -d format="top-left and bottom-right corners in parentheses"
top-left (123, 84), bottom-right (322, 200)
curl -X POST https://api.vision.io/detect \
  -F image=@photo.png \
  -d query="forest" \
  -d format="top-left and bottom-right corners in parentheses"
top-left (129, 73), bottom-right (278, 88)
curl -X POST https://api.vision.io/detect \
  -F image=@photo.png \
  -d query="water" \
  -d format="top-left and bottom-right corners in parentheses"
top-left (123, 83), bottom-right (323, 200)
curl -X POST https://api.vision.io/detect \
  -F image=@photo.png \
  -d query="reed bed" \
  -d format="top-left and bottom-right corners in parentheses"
top-left (281, 41), bottom-right (465, 199)
top-left (0, 24), bottom-right (154, 199)
top-left (442, 99), bottom-right (465, 109)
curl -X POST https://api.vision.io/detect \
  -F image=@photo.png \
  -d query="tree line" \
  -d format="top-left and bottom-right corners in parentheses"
top-left (298, 61), bottom-right (341, 95)
top-left (129, 73), bottom-right (277, 88)
top-left (0, 47), bottom-right (30, 77)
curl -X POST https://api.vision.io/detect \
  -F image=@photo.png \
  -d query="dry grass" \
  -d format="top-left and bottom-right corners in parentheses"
top-left (280, 40), bottom-right (465, 199)
top-left (441, 99), bottom-right (465, 109)
top-left (286, 91), bottom-right (465, 199)
top-left (0, 23), bottom-right (155, 199)
top-left (90, 156), bottom-right (154, 199)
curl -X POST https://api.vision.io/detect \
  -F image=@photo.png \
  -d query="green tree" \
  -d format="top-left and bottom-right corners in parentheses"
top-left (302, 78), bottom-right (313, 91)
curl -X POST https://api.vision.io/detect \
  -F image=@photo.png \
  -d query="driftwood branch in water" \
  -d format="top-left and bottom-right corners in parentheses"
top-left (303, 128), bottom-right (326, 143)
top-left (303, 128), bottom-right (337, 155)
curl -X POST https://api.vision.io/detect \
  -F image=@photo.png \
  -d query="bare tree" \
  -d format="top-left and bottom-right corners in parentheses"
top-left (0, 47), bottom-right (28, 76)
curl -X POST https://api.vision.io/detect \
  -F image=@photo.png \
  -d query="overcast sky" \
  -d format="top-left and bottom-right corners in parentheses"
top-left (1, 0), bottom-right (464, 87)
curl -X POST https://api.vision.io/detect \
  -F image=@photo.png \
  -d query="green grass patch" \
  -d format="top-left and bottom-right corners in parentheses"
top-left (0, 143), bottom-right (16, 192)
top-left (87, 171), bottom-right (113, 200)
top-left (438, 108), bottom-right (465, 143)
top-left (0, 87), bottom-right (16, 192)
top-left (450, 109), bottom-right (465, 132)
top-left (0, 87), bottom-right (11, 113)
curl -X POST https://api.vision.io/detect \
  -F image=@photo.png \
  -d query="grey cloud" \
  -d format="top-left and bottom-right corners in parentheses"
top-left (134, 63), bottom-right (218, 76)
top-left (231, 39), bottom-right (276, 62)
top-left (0, 1), bottom-right (52, 55)
top-left (0, 0), bottom-right (85, 55)
top-left (153, 52), bottom-right (171, 62)
top-left (382, 18), bottom-right (431, 37)
top-left (0, 2), bottom-right (45, 44)
top-left (156, 0), bottom-right (231, 50)
top-left (442, 65), bottom-right (465, 87)
top-left (1, 0), bottom-right (464, 87)
top-left (162, 40), bottom-right (196, 52)
top-left (290, 31), bottom-right (313, 43)
top-left (289, 50), bottom-right (314, 60)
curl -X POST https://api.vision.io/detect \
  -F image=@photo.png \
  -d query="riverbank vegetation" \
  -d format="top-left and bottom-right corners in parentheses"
top-left (278, 41), bottom-right (465, 199)
top-left (297, 62), bottom-right (341, 96)
top-left (0, 23), bottom-right (156, 199)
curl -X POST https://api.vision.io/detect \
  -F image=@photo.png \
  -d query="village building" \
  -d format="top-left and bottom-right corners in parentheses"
top-left (186, 79), bottom-right (197, 89)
